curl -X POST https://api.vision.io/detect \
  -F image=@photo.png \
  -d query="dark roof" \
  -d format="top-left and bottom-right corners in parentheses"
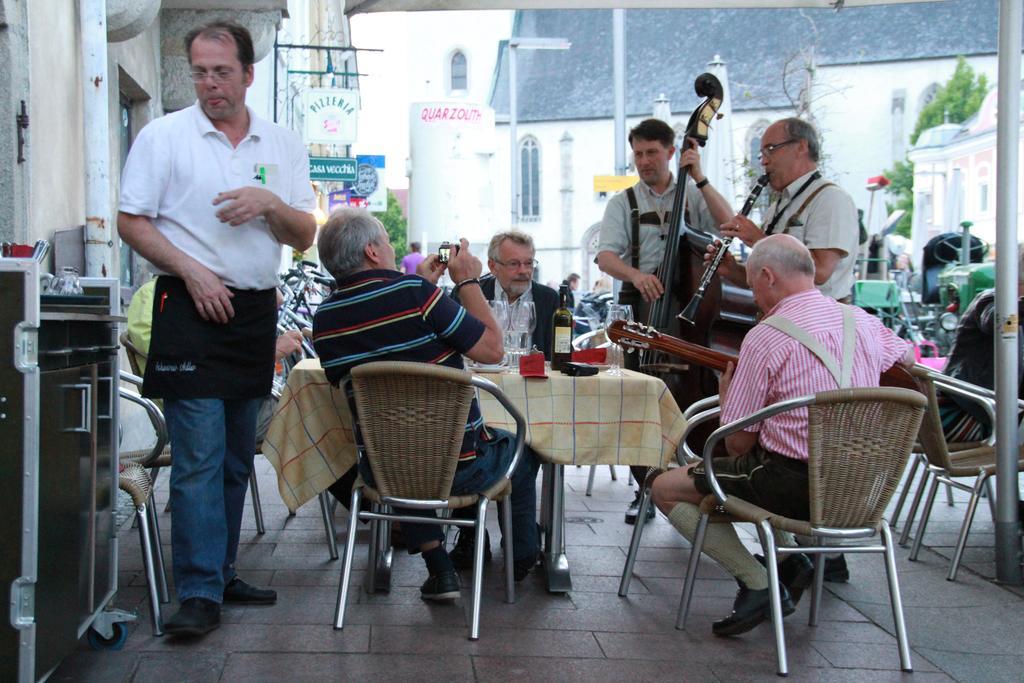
top-left (489, 0), bottom-right (1012, 121)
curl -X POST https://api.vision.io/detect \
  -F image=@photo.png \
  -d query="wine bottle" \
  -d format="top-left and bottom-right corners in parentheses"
top-left (551, 284), bottom-right (574, 371)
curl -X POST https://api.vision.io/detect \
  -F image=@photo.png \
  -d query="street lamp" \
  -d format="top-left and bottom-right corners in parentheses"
top-left (509, 37), bottom-right (570, 226)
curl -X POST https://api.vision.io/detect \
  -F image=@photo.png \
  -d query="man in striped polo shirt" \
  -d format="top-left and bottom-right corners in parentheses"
top-left (650, 234), bottom-right (913, 637)
top-left (313, 208), bottom-right (541, 600)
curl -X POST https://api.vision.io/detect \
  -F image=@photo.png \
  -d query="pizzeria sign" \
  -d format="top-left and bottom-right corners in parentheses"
top-left (302, 88), bottom-right (359, 144)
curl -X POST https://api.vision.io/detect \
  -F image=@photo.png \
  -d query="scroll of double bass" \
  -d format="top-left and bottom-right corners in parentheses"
top-left (646, 73), bottom-right (723, 334)
top-left (608, 319), bottom-right (922, 392)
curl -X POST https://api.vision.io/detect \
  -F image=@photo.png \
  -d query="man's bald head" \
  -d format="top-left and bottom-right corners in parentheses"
top-left (748, 234), bottom-right (815, 279)
top-left (746, 234), bottom-right (816, 310)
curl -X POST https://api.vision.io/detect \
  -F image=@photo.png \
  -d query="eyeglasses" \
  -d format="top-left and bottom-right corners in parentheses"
top-left (493, 258), bottom-right (538, 270)
top-left (759, 139), bottom-right (798, 159)
top-left (189, 68), bottom-right (236, 84)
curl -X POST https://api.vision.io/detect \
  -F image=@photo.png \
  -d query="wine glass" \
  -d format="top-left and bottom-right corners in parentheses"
top-left (604, 304), bottom-right (633, 376)
top-left (487, 300), bottom-right (510, 367)
top-left (510, 301), bottom-right (536, 357)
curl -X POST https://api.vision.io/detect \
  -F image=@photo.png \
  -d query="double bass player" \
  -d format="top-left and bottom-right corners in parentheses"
top-left (596, 117), bottom-right (734, 524)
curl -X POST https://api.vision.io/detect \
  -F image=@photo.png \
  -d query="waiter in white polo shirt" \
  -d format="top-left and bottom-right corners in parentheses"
top-left (118, 21), bottom-right (316, 638)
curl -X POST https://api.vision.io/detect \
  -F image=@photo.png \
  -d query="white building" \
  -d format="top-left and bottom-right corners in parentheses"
top-left (907, 86), bottom-right (1023, 266)
top-left (376, 1), bottom-right (1011, 286)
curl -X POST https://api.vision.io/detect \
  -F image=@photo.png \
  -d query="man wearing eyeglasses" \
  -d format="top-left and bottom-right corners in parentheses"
top-left (470, 230), bottom-right (559, 360)
top-left (117, 21), bottom-right (316, 638)
top-left (714, 118), bottom-right (858, 303)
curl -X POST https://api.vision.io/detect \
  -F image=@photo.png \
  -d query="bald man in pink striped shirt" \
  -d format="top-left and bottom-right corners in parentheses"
top-left (651, 234), bottom-right (913, 637)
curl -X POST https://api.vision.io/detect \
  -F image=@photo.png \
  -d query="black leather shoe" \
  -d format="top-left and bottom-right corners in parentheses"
top-left (164, 598), bottom-right (221, 637)
top-left (223, 576), bottom-right (277, 605)
top-left (712, 581), bottom-right (795, 637)
top-left (420, 570), bottom-right (460, 601)
top-left (824, 554), bottom-right (850, 583)
top-left (450, 529), bottom-right (491, 570)
top-left (756, 553), bottom-right (815, 605)
top-left (513, 550), bottom-right (542, 582)
top-left (624, 491), bottom-right (656, 525)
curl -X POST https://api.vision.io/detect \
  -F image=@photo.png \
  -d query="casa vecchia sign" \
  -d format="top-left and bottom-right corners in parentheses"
top-left (302, 88), bottom-right (359, 145)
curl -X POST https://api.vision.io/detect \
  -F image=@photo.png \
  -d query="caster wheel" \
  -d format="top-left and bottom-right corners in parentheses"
top-left (87, 622), bottom-right (129, 651)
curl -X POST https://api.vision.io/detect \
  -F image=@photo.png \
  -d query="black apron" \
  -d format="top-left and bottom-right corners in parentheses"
top-left (142, 275), bottom-right (276, 400)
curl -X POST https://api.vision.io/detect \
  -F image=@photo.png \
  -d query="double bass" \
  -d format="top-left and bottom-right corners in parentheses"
top-left (635, 74), bottom-right (759, 414)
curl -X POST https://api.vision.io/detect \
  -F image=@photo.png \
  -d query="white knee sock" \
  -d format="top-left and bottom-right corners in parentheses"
top-left (667, 502), bottom-right (769, 590)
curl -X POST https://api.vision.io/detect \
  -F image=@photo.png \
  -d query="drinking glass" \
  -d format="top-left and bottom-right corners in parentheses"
top-left (509, 301), bottom-right (536, 361)
top-left (487, 300), bottom-right (511, 367)
top-left (604, 303), bottom-right (633, 376)
top-left (47, 266), bottom-right (83, 296)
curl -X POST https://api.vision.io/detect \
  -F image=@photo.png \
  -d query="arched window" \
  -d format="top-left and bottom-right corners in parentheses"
top-left (519, 137), bottom-right (540, 221)
top-left (450, 51), bottom-right (467, 91)
top-left (918, 83), bottom-right (940, 115)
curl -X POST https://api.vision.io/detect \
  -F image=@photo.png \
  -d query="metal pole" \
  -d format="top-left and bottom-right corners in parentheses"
top-left (273, 36), bottom-right (279, 123)
top-left (509, 43), bottom-right (519, 227)
top-left (612, 9), bottom-right (627, 176)
top-left (82, 0), bottom-right (112, 278)
top-left (994, 0), bottom-right (1022, 585)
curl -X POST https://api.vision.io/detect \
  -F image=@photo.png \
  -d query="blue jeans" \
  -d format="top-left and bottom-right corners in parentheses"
top-left (358, 428), bottom-right (540, 562)
top-left (164, 397), bottom-right (261, 603)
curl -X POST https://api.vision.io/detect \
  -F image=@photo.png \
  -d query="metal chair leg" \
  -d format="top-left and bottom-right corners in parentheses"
top-left (501, 498), bottom-right (515, 604)
top-left (586, 466), bottom-right (597, 496)
top-left (145, 497), bottom-right (169, 604)
top-left (890, 453), bottom-right (922, 529)
top-left (909, 471), bottom-right (942, 561)
top-left (364, 506), bottom-right (380, 594)
top-left (249, 469), bottom-right (266, 535)
top-left (808, 552), bottom-right (826, 627)
top-left (948, 474), bottom-right (988, 581)
top-left (334, 488), bottom-right (362, 630)
top-left (757, 520), bottom-right (789, 677)
top-left (881, 524), bottom-right (913, 672)
top-left (618, 486), bottom-right (652, 596)
top-left (899, 466), bottom-right (933, 547)
top-left (136, 504), bottom-right (163, 636)
top-left (944, 478), bottom-right (956, 507)
top-left (319, 491), bottom-right (339, 560)
top-left (984, 476), bottom-right (997, 522)
top-left (608, 465), bottom-right (618, 481)
top-left (469, 498), bottom-right (489, 641)
top-left (675, 512), bottom-right (709, 630)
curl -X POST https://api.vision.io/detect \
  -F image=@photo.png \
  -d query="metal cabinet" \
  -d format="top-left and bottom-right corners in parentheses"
top-left (0, 261), bottom-right (121, 682)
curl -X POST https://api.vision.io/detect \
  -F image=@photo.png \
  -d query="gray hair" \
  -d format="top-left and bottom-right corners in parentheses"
top-left (780, 117), bottom-right (820, 162)
top-left (487, 230), bottom-right (535, 261)
top-left (747, 234), bottom-right (815, 279)
top-left (318, 207), bottom-right (386, 280)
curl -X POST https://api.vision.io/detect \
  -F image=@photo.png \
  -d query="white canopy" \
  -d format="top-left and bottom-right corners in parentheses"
top-left (345, 0), bottom-right (936, 14)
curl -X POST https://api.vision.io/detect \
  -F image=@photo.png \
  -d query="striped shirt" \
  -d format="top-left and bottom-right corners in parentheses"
top-left (313, 269), bottom-right (487, 463)
top-left (721, 288), bottom-right (910, 461)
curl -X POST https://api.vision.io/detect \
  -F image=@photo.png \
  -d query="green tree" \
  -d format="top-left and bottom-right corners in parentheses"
top-left (883, 57), bottom-right (989, 237)
top-left (375, 190), bottom-right (409, 266)
top-left (911, 57), bottom-right (989, 145)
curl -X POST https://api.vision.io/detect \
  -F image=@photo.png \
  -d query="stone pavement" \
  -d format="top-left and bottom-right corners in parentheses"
top-left (51, 462), bottom-right (1024, 682)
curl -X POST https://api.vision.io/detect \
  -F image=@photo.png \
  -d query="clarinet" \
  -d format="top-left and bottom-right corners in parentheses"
top-left (678, 174), bottom-right (770, 325)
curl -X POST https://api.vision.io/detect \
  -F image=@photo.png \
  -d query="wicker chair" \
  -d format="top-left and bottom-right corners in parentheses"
top-left (677, 387), bottom-right (925, 676)
top-left (118, 381), bottom-right (170, 635)
top-left (902, 369), bottom-right (1024, 580)
top-left (332, 361), bottom-right (527, 641)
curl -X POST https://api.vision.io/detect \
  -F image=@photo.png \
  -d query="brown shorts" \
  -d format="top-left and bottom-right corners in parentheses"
top-left (689, 444), bottom-right (810, 521)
